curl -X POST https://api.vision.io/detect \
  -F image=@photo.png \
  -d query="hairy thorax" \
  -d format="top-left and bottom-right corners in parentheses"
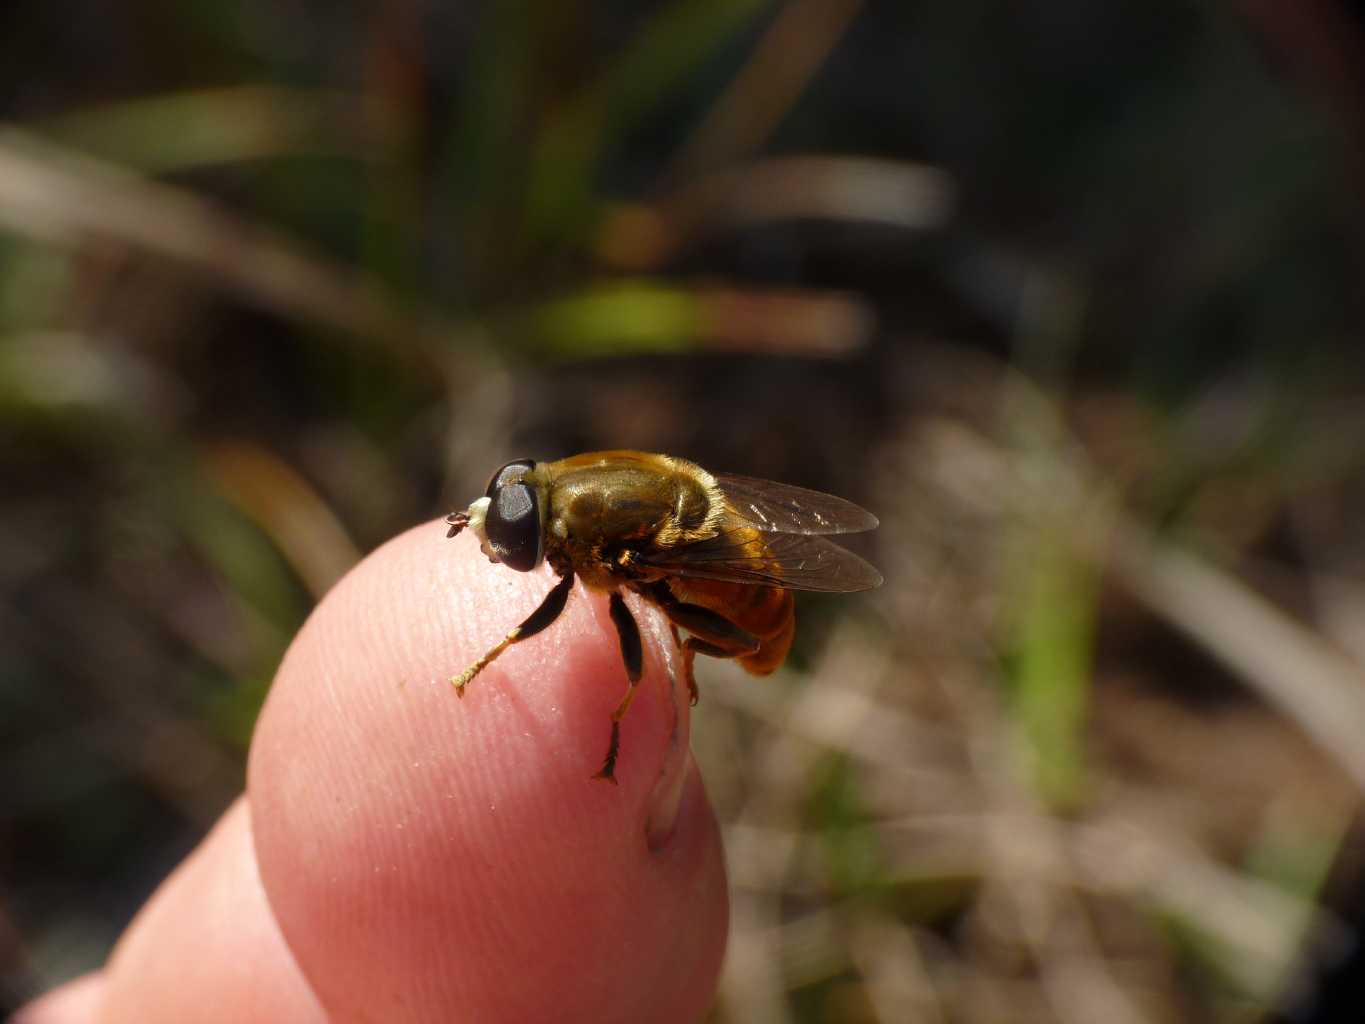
top-left (543, 455), bottom-right (721, 590)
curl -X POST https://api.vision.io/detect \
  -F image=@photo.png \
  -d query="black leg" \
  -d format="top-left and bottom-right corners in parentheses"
top-left (662, 601), bottom-right (758, 653)
top-left (608, 591), bottom-right (643, 682)
top-left (643, 581), bottom-right (761, 707)
top-left (595, 720), bottom-right (623, 784)
top-left (685, 637), bottom-right (743, 659)
top-left (642, 580), bottom-right (760, 655)
top-left (594, 592), bottom-right (645, 783)
top-left (451, 569), bottom-right (575, 695)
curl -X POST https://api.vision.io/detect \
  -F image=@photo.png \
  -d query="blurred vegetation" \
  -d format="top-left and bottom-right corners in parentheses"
top-left (4, 1), bottom-right (1365, 1021)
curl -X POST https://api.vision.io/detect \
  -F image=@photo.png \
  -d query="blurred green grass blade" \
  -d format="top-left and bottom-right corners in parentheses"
top-left (37, 86), bottom-right (344, 173)
top-left (808, 754), bottom-right (886, 899)
top-left (505, 280), bottom-right (871, 358)
top-left (0, 329), bottom-right (181, 426)
top-left (525, 0), bottom-right (772, 243)
top-left (0, 238), bottom-right (68, 327)
top-left (181, 486), bottom-right (308, 639)
top-left (1007, 523), bottom-right (1098, 812)
top-left (360, 108), bottom-right (423, 300)
top-left (442, 0), bottom-right (547, 302)
top-left (204, 673), bottom-right (272, 750)
top-left (592, 0), bottom-right (771, 126)
top-left (509, 280), bottom-right (699, 357)
top-left (201, 440), bottom-right (362, 601)
top-left (0, 128), bottom-right (460, 367)
top-left (1244, 804), bottom-right (1342, 904)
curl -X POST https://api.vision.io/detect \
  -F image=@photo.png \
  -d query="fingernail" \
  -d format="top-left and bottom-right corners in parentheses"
top-left (645, 643), bottom-right (692, 851)
top-left (645, 743), bottom-right (691, 851)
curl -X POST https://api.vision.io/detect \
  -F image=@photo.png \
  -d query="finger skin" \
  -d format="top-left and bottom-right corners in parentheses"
top-left (247, 521), bottom-right (729, 1023)
top-left (97, 798), bottom-right (327, 1023)
top-left (12, 972), bottom-right (107, 1024)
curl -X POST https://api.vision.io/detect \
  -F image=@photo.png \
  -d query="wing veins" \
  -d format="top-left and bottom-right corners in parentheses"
top-left (716, 474), bottom-right (878, 536)
top-left (641, 529), bottom-right (882, 593)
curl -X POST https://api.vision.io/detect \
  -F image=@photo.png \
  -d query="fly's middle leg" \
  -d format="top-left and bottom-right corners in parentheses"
top-left (594, 591), bottom-right (645, 783)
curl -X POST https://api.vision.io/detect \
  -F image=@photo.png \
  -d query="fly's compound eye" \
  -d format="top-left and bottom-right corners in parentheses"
top-left (484, 478), bottom-right (543, 572)
top-left (485, 459), bottom-right (536, 497)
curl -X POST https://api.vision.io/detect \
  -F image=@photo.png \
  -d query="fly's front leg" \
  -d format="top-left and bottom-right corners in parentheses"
top-left (451, 569), bottom-right (575, 695)
top-left (594, 591), bottom-right (643, 784)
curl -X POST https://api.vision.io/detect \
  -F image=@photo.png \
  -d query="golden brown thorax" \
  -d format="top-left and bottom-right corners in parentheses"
top-left (533, 451), bottom-right (723, 589)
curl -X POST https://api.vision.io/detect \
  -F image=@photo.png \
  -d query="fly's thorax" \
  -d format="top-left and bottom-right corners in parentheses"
top-left (654, 467), bottom-right (721, 546)
top-left (542, 457), bottom-right (723, 552)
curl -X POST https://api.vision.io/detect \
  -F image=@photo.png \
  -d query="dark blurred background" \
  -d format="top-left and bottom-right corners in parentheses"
top-left (5, 2), bottom-right (1365, 1021)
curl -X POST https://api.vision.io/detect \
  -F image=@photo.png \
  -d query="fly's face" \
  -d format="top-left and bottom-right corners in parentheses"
top-left (448, 459), bottom-right (547, 572)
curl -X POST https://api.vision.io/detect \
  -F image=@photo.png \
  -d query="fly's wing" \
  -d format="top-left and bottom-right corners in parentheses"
top-left (640, 521), bottom-right (883, 593)
top-left (715, 473), bottom-right (878, 535)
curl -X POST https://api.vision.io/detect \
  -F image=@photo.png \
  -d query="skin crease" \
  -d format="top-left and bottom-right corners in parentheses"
top-left (18, 521), bottom-right (729, 1024)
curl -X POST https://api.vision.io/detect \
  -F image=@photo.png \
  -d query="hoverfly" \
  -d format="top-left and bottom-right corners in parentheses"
top-left (445, 451), bottom-right (881, 782)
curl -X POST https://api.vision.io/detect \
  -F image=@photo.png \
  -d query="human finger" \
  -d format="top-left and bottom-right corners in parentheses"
top-left (247, 520), bottom-right (729, 1022)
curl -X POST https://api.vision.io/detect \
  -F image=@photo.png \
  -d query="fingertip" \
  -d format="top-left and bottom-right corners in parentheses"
top-left (248, 520), bottom-right (728, 1022)
top-left (12, 973), bottom-right (105, 1024)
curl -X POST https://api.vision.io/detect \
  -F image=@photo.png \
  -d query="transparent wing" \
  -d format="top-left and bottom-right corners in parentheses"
top-left (641, 524), bottom-right (883, 593)
top-left (716, 473), bottom-right (879, 535)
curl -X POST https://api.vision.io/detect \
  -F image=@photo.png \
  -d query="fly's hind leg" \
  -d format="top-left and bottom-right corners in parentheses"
top-left (667, 623), bottom-right (735, 707)
top-left (594, 591), bottom-right (644, 784)
top-left (667, 623), bottom-right (698, 707)
top-left (678, 632), bottom-right (748, 706)
top-left (645, 583), bottom-right (759, 707)
top-left (451, 569), bottom-right (575, 695)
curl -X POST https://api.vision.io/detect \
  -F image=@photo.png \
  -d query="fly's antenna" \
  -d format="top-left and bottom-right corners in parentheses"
top-left (445, 510), bottom-right (470, 538)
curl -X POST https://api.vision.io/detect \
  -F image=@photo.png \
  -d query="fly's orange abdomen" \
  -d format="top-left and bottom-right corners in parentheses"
top-left (739, 588), bottom-right (795, 675)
